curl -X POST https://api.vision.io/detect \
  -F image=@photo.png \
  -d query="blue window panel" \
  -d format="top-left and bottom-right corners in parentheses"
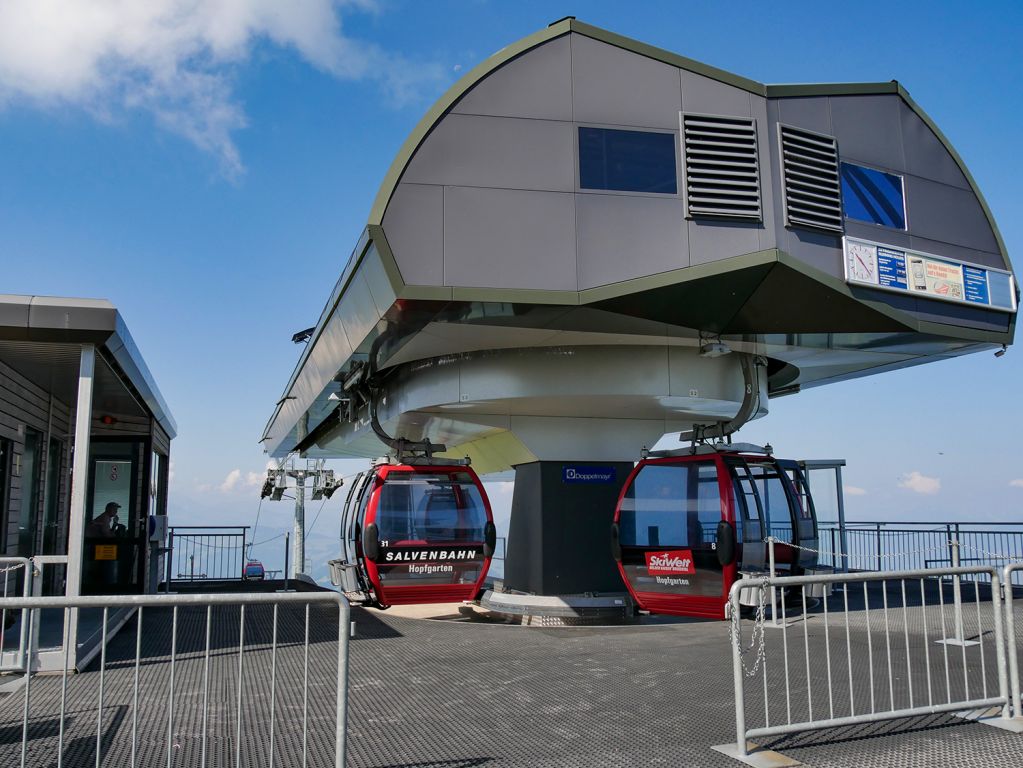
top-left (988, 271), bottom-right (1015, 310)
top-left (840, 162), bottom-right (906, 229)
top-left (579, 127), bottom-right (677, 194)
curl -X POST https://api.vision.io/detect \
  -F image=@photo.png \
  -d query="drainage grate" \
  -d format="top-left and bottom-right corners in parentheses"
top-left (779, 123), bottom-right (844, 232)
top-left (681, 113), bottom-right (762, 220)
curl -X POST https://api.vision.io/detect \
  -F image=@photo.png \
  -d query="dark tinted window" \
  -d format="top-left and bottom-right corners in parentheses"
top-left (618, 463), bottom-right (720, 546)
top-left (579, 127), bottom-right (677, 194)
top-left (840, 162), bottom-right (905, 229)
top-left (376, 474), bottom-right (487, 543)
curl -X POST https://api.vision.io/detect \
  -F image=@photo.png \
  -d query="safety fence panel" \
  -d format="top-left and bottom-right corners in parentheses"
top-left (168, 526), bottom-right (249, 583)
top-left (1005, 563), bottom-right (1023, 721)
top-left (727, 566), bottom-right (1009, 758)
top-left (0, 557), bottom-right (32, 672)
top-left (0, 591), bottom-right (351, 768)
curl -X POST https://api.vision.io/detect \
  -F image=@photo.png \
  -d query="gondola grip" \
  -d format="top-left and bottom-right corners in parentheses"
top-left (483, 521), bottom-right (497, 558)
top-left (716, 520), bottom-right (736, 566)
top-left (363, 523), bottom-right (380, 562)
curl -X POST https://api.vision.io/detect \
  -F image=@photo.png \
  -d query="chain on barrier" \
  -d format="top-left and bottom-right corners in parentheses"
top-left (0, 563), bottom-right (27, 576)
top-left (728, 578), bottom-right (770, 678)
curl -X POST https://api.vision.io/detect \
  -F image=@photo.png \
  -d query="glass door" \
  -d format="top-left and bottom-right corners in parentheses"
top-left (17, 429), bottom-right (42, 557)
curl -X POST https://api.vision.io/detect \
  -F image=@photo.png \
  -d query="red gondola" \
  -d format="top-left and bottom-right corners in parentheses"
top-left (611, 444), bottom-right (819, 620)
top-left (331, 461), bottom-right (496, 608)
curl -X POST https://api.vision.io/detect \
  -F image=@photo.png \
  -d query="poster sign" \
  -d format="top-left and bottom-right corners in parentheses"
top-left (843, 236), bottom-right (1016, 313)
top-left (95, 544), bottom-right (118, 561)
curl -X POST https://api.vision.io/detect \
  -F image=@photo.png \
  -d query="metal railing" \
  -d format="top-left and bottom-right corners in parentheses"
top-left (725, 566), bottom-right (1009, 759)
top-left (763, 521), bottom-right (1023, 583)
top-left (1004, 563), bottom-right (1023, 720)
top-left (0, 590), bottom-right (351, 768)
top-left (0, 557), bottom-right (32, 672)
top-left (167, 526), bottom-right (250, 584)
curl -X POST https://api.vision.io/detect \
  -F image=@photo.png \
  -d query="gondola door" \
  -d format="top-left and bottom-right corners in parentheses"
top-left (613, 456), bottom-right (737, 619)
top-left (778, 460), bottom-right (819, 572)
top-left (332, 470), bottom-right (377, 602)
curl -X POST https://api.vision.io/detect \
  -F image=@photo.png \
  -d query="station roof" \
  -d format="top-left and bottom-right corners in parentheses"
top-left (0, 294), bottom-right (177, 439)
top-left (261, 19), bottom-right (1015, 461)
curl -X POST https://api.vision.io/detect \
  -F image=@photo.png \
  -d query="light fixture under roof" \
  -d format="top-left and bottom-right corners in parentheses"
top-left (699, 342), bottom-right (731, 358)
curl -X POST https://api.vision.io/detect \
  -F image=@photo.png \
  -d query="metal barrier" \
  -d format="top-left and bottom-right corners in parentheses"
top-left (0, 557), bottom-right (32, 672)
top-left (725, 566), bottom-right (1009, 759)
top-left (1005, 563), bottom-right (1023, 720)
top-left (0, 590), bottom-right (351, 768)
top-left (167, 526), bottom-right (250, 583)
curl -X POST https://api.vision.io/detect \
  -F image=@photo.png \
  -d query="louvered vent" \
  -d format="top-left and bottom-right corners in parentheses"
top-left (682, 114), bottom-right (762, 219)
top-left (779, 125), bottom-right (843, 232)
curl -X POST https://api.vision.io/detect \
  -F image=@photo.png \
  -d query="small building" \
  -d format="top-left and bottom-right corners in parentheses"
top-left (1, 295), bottom-right (175, 669)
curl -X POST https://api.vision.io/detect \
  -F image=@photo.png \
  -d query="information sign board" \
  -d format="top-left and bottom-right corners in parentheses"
top-left (843, 236), bottom-right (1016, 313)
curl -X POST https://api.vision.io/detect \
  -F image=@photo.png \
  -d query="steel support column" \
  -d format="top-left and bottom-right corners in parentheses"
top-left (63, 343), bottom-right (95, 671)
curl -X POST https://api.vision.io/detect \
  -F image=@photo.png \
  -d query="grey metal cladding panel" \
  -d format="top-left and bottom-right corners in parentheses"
top-left (911, 301), bottom-right (1010, 332)
top-left (681, 70), bottom-right (752, 116)
top-left (571, 33), bottom-right (681, 129)
top-left (0, 295), bottom-right (31, 330)
top-left (451, 36), bottom-right (572, 121)
top-left (750, 96), bottom-right (777, 251)
top-left (443, 186), bottom-right (577, 290)
top-left (907, 235), bottom-right (1006, 271)
top-left (382, 184), bottom-right (444, 285)
top-left (898, 102), bottom-right (969, 189)
top-left (777, 97), bottom-right (831, 134)
top-left (765, 100), bottom-right (788, 245)
top-left (829, 95), bottom-right (905, 171)
top-left (312, 314), bottom-right (354, 378)
top-left (687, 219), bottom-right (760, 266)
top-left (904, 175), bottom-right (1000, 254)
top-left (783, 228), bottom-right (845, 278)
top-left (360, 243), bottom-right (399, 315)
top-left (576, 193), bottom-right (687, 290)
top-left (29, 297), bottom-right (118, 333)
top-left (403, 113), bottom-right (574, 192)
top-left (844, 221), bottom-right (911, 248)
top-left (338, 271), bottom-right (382, 352)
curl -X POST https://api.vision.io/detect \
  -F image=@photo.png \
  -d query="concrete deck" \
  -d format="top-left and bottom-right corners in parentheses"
top-left (1, 579), bottom-right (1021, 767)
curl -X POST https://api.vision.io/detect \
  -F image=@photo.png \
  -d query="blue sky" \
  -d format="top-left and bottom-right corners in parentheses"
top-left (2, 1), bottom-right (1021, 574)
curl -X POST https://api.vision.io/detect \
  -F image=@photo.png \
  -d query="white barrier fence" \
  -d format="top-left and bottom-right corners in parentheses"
top-left (0, 557), bottom-right (32, 672)
top-left (723, 565), bottom-right (1021, 761)
top-left (0, 591), bottom-right (351, 768)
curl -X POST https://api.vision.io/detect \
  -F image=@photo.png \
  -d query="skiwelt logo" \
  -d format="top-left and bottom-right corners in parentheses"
top-left (645, 550), bottom-right (695, 576)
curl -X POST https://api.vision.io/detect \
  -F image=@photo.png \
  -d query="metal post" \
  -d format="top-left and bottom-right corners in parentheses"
top-left (952, 538), bottom-right (964, 643)
top-left (64, 343), bottom-right (95, 672)
top-left (1004, 565), bottom-right (1021, 720)
top-left (835, 465), bottom-right (848, 572)
top-left (768, 537), bottom-right (778, 626)
top-left (293, 473), bottom-right (305, 578)
top-left (729, 587), bottom-right (748, 757)
top-left (164, 530), bottom-right (174, 594)
top-left (875, 523), bottom-right (882, 572)
top-left (284, 533), bottom-right (291, 592)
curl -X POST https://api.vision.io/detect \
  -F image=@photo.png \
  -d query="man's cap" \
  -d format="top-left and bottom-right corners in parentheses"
top-left (104, 502), bottom-right (121, 514)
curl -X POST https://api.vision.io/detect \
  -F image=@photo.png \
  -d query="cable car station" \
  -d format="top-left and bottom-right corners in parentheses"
top-left (261, 18), bottom-right (1015, 622)
top-left (4, 17), bottom-right (1023, 768)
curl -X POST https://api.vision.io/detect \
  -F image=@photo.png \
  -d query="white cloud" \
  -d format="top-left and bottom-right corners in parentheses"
top-left (219, 468), bottom-right (242, 492)
top-left (245, 471), bottom-right (265, 487)
top-left (843, 485), bottom-right (867, 497)
top-left (0, 0), bottom-right (444, 175)
top-left (1010, 479), bottom-right (1023, 488)
top-left (898, 471), bottom-right (941, 495)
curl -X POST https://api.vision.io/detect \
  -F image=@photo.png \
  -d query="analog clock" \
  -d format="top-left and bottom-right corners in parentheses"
top-left (847, 242), bottom-right (878, 284)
